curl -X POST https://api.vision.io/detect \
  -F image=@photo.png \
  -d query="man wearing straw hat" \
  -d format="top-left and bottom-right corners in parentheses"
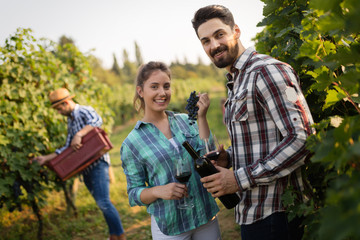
top-left (34, 88), bottom-right (126, 240)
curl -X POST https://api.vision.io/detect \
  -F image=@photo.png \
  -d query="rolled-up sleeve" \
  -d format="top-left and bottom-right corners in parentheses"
top-left (120, 141), bottom-right (148, 207)
top-left (55, 128), bottom-right (71, 154)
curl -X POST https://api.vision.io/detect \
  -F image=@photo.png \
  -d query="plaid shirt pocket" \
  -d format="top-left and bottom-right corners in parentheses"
top-left (183, 131), bottom-right (202, 153)
top-left (233, 89), bottom-right (248, 122)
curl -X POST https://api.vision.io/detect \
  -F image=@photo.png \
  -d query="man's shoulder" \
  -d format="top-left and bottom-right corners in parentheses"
top-left (248, 53), bottom-right (288, 72)
top-left (73, 104), bottom-right (101, 123)
top-left (77, 104), bottom-right (95, 111)
top-left (76, 105), bottom-right (99, 116)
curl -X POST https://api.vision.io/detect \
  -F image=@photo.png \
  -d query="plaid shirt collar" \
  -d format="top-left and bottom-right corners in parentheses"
top-left (134, 110), bottom-right (175, 129)
top-left (68, 104), bottom-right (80, 121)
top-left (226, 48), bottom-right (257, 91)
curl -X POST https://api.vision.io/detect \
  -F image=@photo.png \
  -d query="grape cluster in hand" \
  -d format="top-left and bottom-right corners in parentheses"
top-left (185, 91), bottom-right (199, 125)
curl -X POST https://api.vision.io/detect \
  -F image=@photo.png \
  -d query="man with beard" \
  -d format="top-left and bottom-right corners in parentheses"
top-left (191, 5), bottom-right (314, 240)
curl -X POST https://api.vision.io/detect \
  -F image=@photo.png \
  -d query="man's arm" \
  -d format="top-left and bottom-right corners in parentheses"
top-left (33, 152), bottom-right (58, 165)
top-left (71, 106), bottom-right (103, 150)
top-left (70, 125), bottom-right (94, 150)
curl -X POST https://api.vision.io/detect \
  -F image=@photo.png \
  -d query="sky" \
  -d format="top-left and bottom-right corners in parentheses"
top-left (0, 0), bottom-right (265, 69)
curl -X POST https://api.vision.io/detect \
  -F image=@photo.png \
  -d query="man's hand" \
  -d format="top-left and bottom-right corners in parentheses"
top-left (32, 153), bottom-right (57, 166)
top-left (71, 134), bottom-right (83, 150)
top-left (33, 156), bottom-right (47, 166)
top-left (71, 126), bottom-right (94, 150)
top-left (200, 166), bottom-right (239, 197)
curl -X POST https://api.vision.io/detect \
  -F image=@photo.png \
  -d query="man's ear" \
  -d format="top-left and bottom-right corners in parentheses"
top-left (233, 24), bottom-right (241, 40)
top-left (64, 100), bottom-right (71, 106)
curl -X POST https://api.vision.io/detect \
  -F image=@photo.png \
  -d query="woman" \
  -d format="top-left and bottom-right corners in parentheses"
top-left (120, 61), bottom-right (221, 239)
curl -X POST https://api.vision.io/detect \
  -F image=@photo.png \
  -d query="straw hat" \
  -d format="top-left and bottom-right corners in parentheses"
top-left (49, 88), bottom-right (75, 108)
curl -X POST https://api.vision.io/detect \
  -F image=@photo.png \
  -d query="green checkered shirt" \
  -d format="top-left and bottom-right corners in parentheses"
top-left (120, 111), bottom-right (219, 235)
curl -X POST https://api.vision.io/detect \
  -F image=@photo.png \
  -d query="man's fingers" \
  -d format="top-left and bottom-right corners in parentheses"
top-left (71, 143), bottom-right (83, 150)
top-left (200, 173), bottom-right (217, 183)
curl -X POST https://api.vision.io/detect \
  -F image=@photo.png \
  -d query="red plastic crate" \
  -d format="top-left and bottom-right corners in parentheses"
top-left (46, 127), bottom-right (113, 181)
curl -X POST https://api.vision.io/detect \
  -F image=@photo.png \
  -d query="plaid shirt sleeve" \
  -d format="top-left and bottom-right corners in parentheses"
top-left (55, 129), bottom-right (71, 154)
top-left (55, 105), bottom-right (103, 155)
top-left (235, 63), bottom-right (313, 191)
top-left (120, 140), bottom-right (149, 207)
top-left (78, 106), bottom-right (103, 127)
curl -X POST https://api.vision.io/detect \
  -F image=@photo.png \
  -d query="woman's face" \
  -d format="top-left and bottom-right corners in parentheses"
top-left (137, 70), bottom-right (171, 115)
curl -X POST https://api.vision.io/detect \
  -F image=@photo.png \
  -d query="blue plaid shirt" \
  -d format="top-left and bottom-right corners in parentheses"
top-left (120, 111), bottom-right (219, 235)
top-left (55, 104), bottom-right (110, 167)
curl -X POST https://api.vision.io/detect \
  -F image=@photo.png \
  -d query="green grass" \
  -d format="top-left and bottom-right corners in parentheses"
top-left (0, 92), bottom-right (240, 240)
top-left (206, 92), bottom-right (231, 147)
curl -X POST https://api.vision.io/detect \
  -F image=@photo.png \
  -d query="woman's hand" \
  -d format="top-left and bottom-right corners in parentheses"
top-left (153, 182), bottom-right (188, 200)
top-left (197, 92), bottom-right (210, 118)
top-left (196, 92), bottom-right (211, 140)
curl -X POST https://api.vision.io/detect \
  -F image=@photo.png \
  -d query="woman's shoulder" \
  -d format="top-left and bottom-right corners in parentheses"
top-left (167, 110), bottom-right (186, 120)
top-left (121, 123), bottom-right (143, 146)
top-left (124, 124), bottom-right (142, 141)
top-left (173, 112), bottom-right (188, 120)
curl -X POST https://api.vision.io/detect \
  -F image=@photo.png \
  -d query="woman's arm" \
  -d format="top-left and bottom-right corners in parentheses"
top-left (121, 141), bottom-right (187, 206)
top-left (140, 183), bottom-right (187, 204)
top-left (197, 92), bottom-right (211, 140)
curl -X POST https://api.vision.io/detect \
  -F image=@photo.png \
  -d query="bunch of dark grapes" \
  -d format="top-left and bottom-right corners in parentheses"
top-left (185, 91), bottom-right (199, 125)
top-left (9, 180), bottom-right (23, 212)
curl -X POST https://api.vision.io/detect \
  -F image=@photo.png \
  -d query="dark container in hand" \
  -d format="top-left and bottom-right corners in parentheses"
top-left (47, 127), bottom-right (113, 181)
top-left (182, 141), bottom-right (240, 209)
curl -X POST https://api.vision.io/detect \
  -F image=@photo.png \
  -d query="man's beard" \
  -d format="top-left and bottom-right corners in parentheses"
top-left (210, 42), bottom-right (239, 69)
top-left (62, 109), bottom-right (72, 117)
